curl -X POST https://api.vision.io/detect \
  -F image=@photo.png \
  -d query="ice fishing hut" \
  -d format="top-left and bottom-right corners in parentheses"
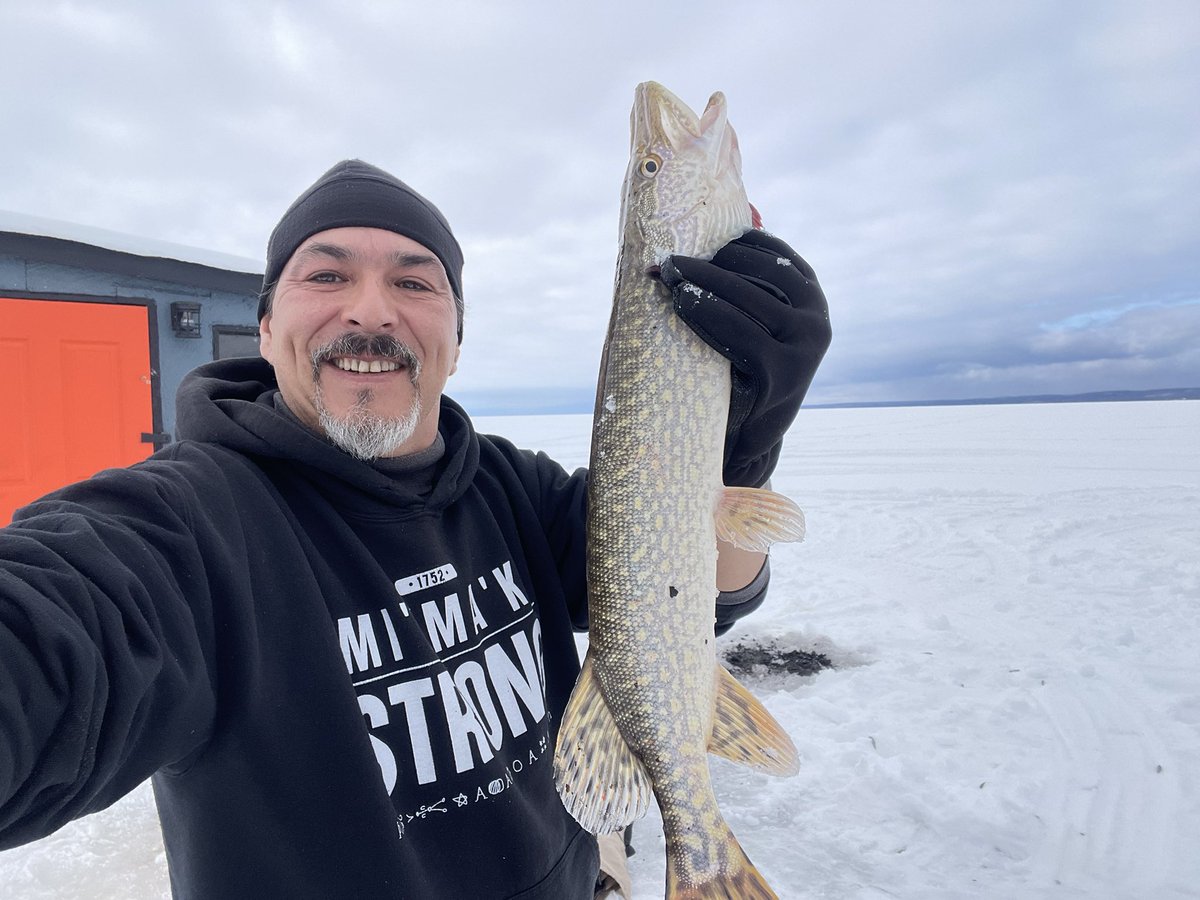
top-left (0, 212), bottom-right (263, 524)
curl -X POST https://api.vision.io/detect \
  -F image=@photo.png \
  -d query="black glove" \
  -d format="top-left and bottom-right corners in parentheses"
top-left (661, 229), bottom-right (831, 488)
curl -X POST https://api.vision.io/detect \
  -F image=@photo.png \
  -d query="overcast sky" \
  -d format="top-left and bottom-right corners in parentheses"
top-left (2, 0), bottom-right (1197, 406)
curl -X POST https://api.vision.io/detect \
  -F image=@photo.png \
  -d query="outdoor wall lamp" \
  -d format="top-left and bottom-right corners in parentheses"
top-left (170, 301), bottom-right (202, 338)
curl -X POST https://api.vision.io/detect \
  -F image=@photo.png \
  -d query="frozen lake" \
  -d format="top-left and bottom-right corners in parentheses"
top-left (2, 399), bottom-right (1197, 899)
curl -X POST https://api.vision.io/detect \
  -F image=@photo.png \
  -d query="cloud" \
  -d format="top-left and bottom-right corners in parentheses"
top-left (1, 0), bottom-right (1197, 405)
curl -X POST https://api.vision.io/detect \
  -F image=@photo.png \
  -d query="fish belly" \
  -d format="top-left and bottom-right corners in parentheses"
top-left (586, 277), bottom-right (729, 812)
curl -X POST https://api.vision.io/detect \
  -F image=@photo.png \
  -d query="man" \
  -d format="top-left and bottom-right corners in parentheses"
top-left (0, 160), bottom-right (831, 898)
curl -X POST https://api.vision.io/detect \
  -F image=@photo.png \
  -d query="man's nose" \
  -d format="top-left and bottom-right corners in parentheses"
top-left (341, 281), bottom-right (396, 331)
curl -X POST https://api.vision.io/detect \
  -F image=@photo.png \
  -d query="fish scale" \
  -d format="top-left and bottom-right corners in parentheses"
top-left (554, 81), bottom-right (805, 899)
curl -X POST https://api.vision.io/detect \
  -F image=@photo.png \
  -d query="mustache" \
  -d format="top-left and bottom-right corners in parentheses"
top-left (310, 333), bottom-right (422, 382)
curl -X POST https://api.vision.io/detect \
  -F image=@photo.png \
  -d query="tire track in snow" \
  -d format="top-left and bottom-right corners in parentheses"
top-left (1029, 672), bottom-right (1182, 896)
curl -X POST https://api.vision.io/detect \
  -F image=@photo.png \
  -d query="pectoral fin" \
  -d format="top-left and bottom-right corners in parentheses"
top-left (715, 486), bottom-right (805, 553)
top-left (708, 663), bottom-right (800, 776)
top-left (553, 651), bottom-right (652, 834)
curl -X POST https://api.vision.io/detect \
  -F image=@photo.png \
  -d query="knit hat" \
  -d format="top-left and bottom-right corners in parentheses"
top-left (259, 160), bottom-right (464, 337)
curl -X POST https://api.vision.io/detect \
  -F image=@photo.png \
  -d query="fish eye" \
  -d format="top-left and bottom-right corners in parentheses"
top-left (638, 155), bottom-right (662, 178)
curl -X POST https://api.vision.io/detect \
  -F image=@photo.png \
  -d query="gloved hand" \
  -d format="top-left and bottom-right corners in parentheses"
top-left (661, 229), bottom-right (831, 487)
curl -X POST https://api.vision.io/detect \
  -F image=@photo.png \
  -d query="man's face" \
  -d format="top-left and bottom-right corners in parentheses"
top-left (259, 227), bottom-right (460, 458)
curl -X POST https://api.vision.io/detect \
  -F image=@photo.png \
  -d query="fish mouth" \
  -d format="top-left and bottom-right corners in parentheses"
top-left (633, 81), bottom-right (730, 153)
top-left (311, 333), bottom-right (421, 384)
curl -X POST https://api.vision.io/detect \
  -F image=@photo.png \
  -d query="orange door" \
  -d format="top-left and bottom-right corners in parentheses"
top-left (0, 297), bottom-right (155, 525)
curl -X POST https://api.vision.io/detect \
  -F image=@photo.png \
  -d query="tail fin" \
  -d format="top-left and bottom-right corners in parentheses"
top-left (666, 825), bottom-right (779, 899)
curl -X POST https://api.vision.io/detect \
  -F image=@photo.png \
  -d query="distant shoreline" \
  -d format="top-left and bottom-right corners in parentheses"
top-left (805, 387), bottom-right (1200, 410)
top-left (457, 387), bottom-right (1200, 417)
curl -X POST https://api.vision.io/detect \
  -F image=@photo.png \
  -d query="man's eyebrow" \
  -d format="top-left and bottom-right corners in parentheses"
top-left (389, 251), bottom-right (442, 271)
top-left (293, 242), bottom-right (354, 264)
top-left (290, 243), bottom-right (441, 273)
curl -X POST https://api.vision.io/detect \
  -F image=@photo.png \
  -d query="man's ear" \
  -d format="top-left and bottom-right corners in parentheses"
top-left (258, 314), bottom-right (273, 361)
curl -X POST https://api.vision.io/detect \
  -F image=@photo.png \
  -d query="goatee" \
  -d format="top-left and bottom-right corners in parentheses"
top-left (310, 333), bottom-right (424, 460)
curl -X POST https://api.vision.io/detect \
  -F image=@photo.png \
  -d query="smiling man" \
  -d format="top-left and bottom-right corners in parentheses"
top-left (0, 159), bottom-right (832, 899)
top-left (258, 161), bottom-right (467, 461)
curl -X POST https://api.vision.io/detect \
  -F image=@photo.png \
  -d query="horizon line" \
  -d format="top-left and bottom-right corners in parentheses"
top-left (455, 386), bottom-right (1200, 417)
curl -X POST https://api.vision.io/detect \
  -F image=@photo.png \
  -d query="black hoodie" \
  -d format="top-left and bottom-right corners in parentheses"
top-left (0, 357), bottom-right (598, 898)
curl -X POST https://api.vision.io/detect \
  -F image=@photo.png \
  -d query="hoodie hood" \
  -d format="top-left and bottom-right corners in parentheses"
top-left (174, 356), bottom-right (479, 512)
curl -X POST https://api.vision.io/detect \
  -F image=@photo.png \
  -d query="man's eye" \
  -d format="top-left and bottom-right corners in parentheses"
top-left (397, 278), bottom-right (429, 291)
top-left (309, 271), bottom-right (344, 283)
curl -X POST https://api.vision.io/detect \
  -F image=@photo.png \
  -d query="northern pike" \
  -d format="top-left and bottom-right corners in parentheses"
top-left (553, 83), bottom-right (805, 899)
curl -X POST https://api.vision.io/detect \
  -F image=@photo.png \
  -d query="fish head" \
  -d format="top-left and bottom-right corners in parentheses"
top-left (620, 81), bottom-right (753, 268)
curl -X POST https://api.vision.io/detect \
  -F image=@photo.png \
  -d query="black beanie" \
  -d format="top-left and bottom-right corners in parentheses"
top-left (259, 160), bottom-right (464, 334)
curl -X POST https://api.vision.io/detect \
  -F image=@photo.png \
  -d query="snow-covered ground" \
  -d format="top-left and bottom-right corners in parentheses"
top-left (1, 400), bottom-right (1197, 899)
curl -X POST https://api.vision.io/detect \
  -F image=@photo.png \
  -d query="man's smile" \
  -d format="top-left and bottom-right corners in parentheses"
top-left (330, 357), bottom-right (405, 375)
top-left (310, 333), bottom-right (423, 385)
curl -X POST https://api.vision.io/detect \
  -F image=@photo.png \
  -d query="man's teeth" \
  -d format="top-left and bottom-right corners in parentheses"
top-left (333, 358), bottom-right (402, 374)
